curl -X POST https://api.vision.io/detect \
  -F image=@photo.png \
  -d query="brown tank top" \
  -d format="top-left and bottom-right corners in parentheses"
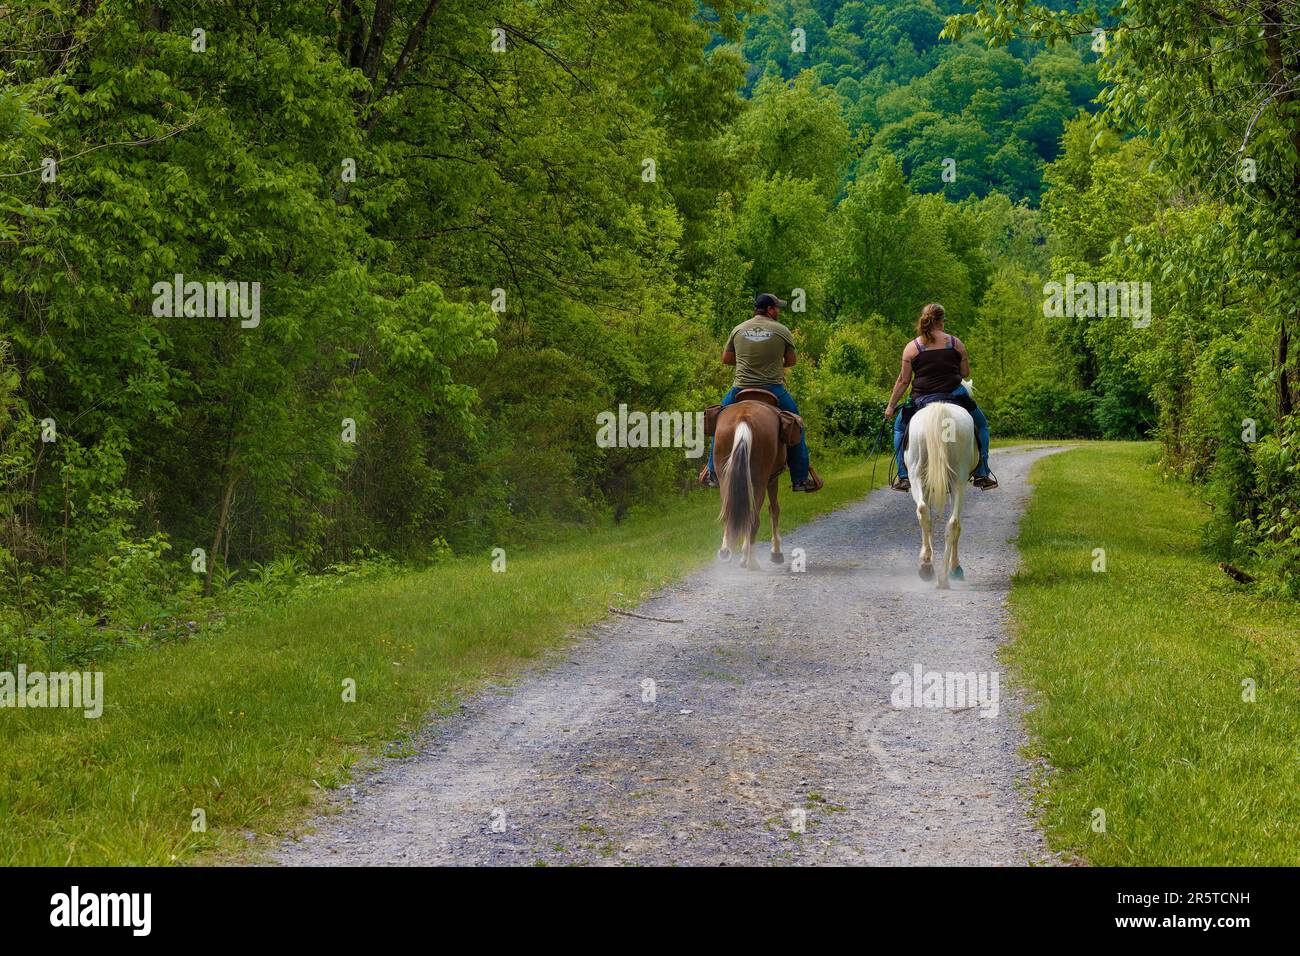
top-left (911, 335), bottom-right (961, 396)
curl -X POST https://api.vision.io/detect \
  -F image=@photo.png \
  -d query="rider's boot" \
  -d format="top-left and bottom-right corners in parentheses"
top-left (971, 455), bottom-right (998, 490)
top-left (891, 476), bottom-right (911, 492)
top-left (698, 466), bottom-right (718, 488)
top-left (793, 467), bottom-right (823, 493)
top-left (971, 435), bottom-right (997, 489)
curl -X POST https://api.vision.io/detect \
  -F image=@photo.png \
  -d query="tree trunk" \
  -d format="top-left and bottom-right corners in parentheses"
top-left (359, 0), bottom-right (396, 91)
top-left (1262, 0), bottom-right (1300, 421)
top-left (205, 467), bottom-right (239, 596)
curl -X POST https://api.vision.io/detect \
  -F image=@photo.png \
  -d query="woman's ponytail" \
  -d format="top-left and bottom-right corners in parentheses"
top-left (916, 303), bottom-right (945, 344)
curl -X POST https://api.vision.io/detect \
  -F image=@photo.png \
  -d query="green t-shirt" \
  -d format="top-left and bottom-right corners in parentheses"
top-left (726, 316), bottom-right (795, 387)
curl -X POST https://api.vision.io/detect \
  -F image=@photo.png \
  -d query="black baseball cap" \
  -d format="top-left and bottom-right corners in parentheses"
top-left (755, 292), bottom-right (788, 311)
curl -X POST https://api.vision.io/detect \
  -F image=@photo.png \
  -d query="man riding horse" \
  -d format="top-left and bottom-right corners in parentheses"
top-left (884, 302), bottom-right (997, 493)
top-left (699, 293), bottom-right (823, 493)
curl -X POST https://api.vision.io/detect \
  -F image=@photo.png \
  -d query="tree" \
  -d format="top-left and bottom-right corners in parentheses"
top-left (825, 155), bottom-right (975, 329)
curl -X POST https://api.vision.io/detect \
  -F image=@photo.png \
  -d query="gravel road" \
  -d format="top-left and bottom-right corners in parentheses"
top-left (276, 444), bottom-right (1067, 866)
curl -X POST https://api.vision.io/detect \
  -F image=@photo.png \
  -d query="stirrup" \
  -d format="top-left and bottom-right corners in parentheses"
top-left (793, 468), bottom-right (823, 493)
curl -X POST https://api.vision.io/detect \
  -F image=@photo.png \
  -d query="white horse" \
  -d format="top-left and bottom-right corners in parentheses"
top-left (905, 396), bottom-right (978, 589)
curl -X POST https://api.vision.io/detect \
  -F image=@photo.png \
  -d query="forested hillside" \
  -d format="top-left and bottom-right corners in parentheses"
top-left (3, 0), bottom-right (1298, 660)
top-left (737, 0), bottom-right (1098, 201)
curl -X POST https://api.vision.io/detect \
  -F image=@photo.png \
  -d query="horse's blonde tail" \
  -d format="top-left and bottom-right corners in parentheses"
top-left (921, 404), bottom-right (954, 514)
top-left (719, 421), bottom-right (754, 549)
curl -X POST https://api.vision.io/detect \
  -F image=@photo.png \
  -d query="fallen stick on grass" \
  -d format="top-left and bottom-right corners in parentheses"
top-left (607, 606), bottom-right (683, 624)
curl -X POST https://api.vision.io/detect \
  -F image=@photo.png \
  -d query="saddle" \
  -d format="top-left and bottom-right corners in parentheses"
top-left (704, 391), bottom-right (803, 447)
top-left (733, 387), bottom-right (779, 407)
top-left (899, 397), bottom-right (978, 461)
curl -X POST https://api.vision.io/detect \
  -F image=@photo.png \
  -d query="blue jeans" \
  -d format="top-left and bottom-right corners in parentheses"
top-left (894, 385), bottom-right (990, 479)
top-left (707, 384), bottom-right (810, 485)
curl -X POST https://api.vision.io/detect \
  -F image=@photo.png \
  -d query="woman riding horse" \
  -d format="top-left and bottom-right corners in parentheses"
top-left (883, 303), bottom-right (997, 492)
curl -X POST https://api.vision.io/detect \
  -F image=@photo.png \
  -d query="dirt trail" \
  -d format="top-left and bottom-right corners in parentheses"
top-left (276, 445), bottom-right (1067, 866)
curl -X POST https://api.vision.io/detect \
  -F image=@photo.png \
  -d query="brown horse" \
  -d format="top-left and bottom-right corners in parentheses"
top-left (713, 398), bottom-right (786, 569)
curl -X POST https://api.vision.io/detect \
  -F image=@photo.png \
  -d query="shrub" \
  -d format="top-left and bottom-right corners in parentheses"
top-left (998, 379), bottom-right (1100, 438)
top-left (1238, 417), bottom-right (1300, 597)
top-left (1094, 371), bottom-right (1156, 439)
top-left (795, 321), bottom-right (892, 455)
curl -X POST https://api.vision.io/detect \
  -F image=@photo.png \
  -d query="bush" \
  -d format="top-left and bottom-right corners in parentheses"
top-left (821, 322), bottom-right (877, 381)
top-left (1094, 371), bottom-right (1156, 439)
top-left (1177, 336), bottom-right (1270, 559)
top-left (998, 379), bottom-right (1100, 438)
top-left (821, 382), bottom-right (892, 453)
top-left (1237, 418), bottom-right (1300, 597)
top-left (793, 321), bottom-right (893, 455)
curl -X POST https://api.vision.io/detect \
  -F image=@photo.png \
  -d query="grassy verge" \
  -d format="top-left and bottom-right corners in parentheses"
top-left (0, 451), bottom-right (892, 865)
top-left (1009, 442), bottom-right (1300, 865)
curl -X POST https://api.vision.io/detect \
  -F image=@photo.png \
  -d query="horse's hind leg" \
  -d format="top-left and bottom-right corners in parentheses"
top-left (744, 482), bottom-right (766, 569)
top-left (946, 484), bottom-right (965, 582)
top-left (767, 476), bottom-right (783, 564)
top-left (915, 497), bottom-right (934, 581)
top-left (715, 440), bottom-right (732, 562)
top-left (935, 496), bottom-right (950, 590)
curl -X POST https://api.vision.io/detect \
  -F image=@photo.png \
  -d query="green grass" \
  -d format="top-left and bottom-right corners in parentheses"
top-left (0, 452), bottom-right (891, 866)
top-left (1009, 442), bottom-right (1300, 865)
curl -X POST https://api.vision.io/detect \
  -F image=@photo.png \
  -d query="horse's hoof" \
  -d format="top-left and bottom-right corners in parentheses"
top-left (717, 547), bottom-right (731, 562)
top-left (771, 551), bottom-right (784, 564)
top-left (918, 564), bottom-right (934, 581)
top-left (950, 565), bottom-right (964, 580)
top-left (936, 579), bottom-right (950, 590)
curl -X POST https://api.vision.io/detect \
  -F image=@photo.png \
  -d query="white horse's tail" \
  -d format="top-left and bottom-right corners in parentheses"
top-left (719, 421), bottom-right (754, 549)
top-left (920, 403), bottom-right (955, 513)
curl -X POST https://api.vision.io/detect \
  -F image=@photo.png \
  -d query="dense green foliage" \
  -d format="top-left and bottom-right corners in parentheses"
top-left (1, 1), bottom-right (1094, 651)
top-left (949, 0), bottom-right (1300, 594)
top-left (8, 0), bottom-right (1299, 643)
top-left (740, 0), bottom-right (1100, 201)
